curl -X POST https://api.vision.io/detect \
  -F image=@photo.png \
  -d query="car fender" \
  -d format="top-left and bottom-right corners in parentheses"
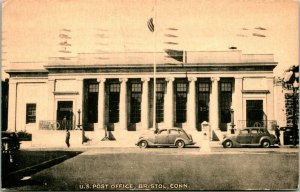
top-left (174, 137), bottom-right (188, 145)
top-left (137, 139), bottom-right (155, 146)
top-left (259, 136), bottom-right (272, 145)
top-left (222, 138), bottom-right (241, 147)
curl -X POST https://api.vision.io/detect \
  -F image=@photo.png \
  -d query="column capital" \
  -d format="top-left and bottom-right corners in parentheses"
top-left (188, 77), bottom-right (197, 82)
top-left (211, 77), bottom-right (220, 82)
top-left (142, 77), bottom-right (150, 82)
top-left (119, 78), bottom-right (128, 83)
top-left (97, 78), bottom-right (106, 83)
top-left (166, 77), bottom-right (175, 82)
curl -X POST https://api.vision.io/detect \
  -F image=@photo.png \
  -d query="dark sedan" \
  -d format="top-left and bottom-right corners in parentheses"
top-left (136, 127), bottom-right (196, 148)
top-left (221, 128), bottom-right (277, 148)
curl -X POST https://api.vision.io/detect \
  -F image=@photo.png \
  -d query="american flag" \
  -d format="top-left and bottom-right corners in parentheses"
top-left (147, 18), bottom-right (154, 32)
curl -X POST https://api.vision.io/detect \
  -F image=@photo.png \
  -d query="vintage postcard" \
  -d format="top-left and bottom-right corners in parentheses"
top-left (1, 0), bottom-right (299, 191)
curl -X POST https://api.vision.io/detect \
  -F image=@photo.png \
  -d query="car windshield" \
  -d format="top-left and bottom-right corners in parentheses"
top-left (159, 129), bottom-right (168, 135)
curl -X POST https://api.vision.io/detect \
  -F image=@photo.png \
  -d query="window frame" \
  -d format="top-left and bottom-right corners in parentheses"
top-left (26, 103), bottom-right (36, 124)
top-left (175, 82), bottom-right (188, 123)
top-left (220, 82), bottom-right (233, 123)
top-left (156, 82), bottom-right (165, 123)
top-left (108, 83), bottom-right (120, 123)
top-left (130, 82), bottom-right (142, 123)
top-left (197, 81), bottom-right (210, 123)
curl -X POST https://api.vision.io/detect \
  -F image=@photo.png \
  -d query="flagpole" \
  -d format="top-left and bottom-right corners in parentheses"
top-left (153, 0), bottom-right (157, 130)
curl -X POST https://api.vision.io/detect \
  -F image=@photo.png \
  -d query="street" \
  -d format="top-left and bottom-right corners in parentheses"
top-left (3, 146), bottom-right (299, 191)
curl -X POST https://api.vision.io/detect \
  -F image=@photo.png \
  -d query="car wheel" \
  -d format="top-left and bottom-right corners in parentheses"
top-left (139, 140), bottom-right (148, 148)
top-left (223, 140), bottom-right (233, 148)
top-left (261, 140), bottom-right (270, 148)
top-left (175, 140), bottom-right (185, 148)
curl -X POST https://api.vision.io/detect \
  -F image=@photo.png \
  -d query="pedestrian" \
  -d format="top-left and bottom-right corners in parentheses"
top-left (275, 126), bottom-right (281, 145)
top-left (65, 130), bottom-right (70, 147)
top-left (62, 116), bottom-right (67, 131)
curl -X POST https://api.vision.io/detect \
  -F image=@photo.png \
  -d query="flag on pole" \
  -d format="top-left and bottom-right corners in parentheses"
top-left (147, 18), bottom-right (154, 32)
top-left (164, 49), bottom-right (183, 62)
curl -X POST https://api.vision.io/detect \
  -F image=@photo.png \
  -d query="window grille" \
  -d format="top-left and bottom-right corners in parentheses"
top-left (130, 83), bottom-right (142, 123)
top-left (220, 82), bottom-right (232, 123)
top-left (198, 82), bottom-right (210, 123)
top-left (26, 103), bottom-right (36, 123)
top-left (89, 83), bottom-right (99, 93)
top-left (156, 83), bottom-right (165, 123)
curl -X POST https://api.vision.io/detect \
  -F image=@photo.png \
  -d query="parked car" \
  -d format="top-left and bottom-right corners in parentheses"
top-left (2, 131), bottom-right (21, 151)
top-left (136, 127), bottom-right (196, 148)
top-left (221, 127), bottom-right (276, 148)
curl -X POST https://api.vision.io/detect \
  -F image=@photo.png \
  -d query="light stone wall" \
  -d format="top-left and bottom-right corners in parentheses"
top-left (15, 82), bottom-right (48, 132)
top-left (7, 73), bottom-right (277, 141)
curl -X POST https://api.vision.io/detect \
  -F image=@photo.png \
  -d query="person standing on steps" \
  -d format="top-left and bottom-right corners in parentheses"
top-left (62, 116), bottom-right (70, 147)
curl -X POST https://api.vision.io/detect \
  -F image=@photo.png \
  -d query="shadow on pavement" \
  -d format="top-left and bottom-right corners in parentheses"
top-left (2, 150), bottom-right (82, 188)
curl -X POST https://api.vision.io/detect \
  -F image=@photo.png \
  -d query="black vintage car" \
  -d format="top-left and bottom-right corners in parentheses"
top-left (221, 128), bottom-right (277, 148)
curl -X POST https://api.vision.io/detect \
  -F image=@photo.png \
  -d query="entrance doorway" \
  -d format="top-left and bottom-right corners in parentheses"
top-left (246, 100), bottom-right (264, 127)
top-left (56, 101), bottom-right (73, 130)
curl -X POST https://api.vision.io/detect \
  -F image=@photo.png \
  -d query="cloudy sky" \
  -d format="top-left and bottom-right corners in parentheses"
top-left (2, 0), bottom-right (298, 78)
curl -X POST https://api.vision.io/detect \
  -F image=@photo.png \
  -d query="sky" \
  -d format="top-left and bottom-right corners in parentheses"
top-left (2, 0), bottom-right (299, 79)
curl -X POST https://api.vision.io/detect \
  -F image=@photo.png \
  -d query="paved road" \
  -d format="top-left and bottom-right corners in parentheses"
top-left (5, 147), bottom-right (298, 191)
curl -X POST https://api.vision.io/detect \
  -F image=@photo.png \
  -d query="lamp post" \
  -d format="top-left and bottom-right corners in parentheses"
top-left (230, 106), bottom-right (235, 134)
top-left (77, 109), bottom-right (81, 129)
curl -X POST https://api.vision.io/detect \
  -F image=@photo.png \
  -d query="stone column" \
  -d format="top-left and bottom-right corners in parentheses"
top-left (234, 77), bottom-right (243, 127)
top-left (48, 79), bottom-right (55, 121)
top-left (165, 77), bottom-right (174, 127)
top-left (210, 77), bottom-right (220, 130)
top-left (119, 78), bottom-right (128, 130)
top-left (187, 77), bottom-right (197, 130)
top-left (7, 81), bottom-right (17, 132)
top-left (266, 77), bottom-right (274, 122)
top-left (141, 77), bottom-right (150, 130)
top-left (97, 78), bottom-right (106, 130)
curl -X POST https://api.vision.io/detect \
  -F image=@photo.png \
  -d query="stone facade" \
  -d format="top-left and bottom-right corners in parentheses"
top-left (6, 51), bottom-right (279, 146)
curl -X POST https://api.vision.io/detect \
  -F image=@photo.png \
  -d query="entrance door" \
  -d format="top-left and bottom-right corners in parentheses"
top-left (56, 101), bottom-right (73, 130)
top-left (246, 100), bottom-right (264, 127)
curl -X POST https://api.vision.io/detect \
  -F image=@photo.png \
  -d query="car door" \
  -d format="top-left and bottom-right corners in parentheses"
top-left (251, 129), bottom-right (261, 144)
top-left (236, 129), bottom-right (252, 144)
top-left (168, 129), bottom-right (179, 144)
top-left (155, 129), bottom-right (169, 144)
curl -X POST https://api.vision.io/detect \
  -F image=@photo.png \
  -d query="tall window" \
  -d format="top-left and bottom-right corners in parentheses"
top-left (156, 83), bottom-right (165, 123)
top-left (109, 83), bottom-right (120, 123)
top-left (220, 82), bottom-right (232, 123)
top-left (26, 103), bottom-right (36, 124)
top-left (175, 82), bottom-right (188, 123)
top-left (198, 82), bottom-right (210, 124)
top-left (130, 83), bottom-right (142, 123)
top-left (87, 83), bottom-right (99, 123)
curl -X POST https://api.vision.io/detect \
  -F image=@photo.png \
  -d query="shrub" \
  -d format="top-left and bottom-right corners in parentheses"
top-left (17, 130), bottom-right (32, 141)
